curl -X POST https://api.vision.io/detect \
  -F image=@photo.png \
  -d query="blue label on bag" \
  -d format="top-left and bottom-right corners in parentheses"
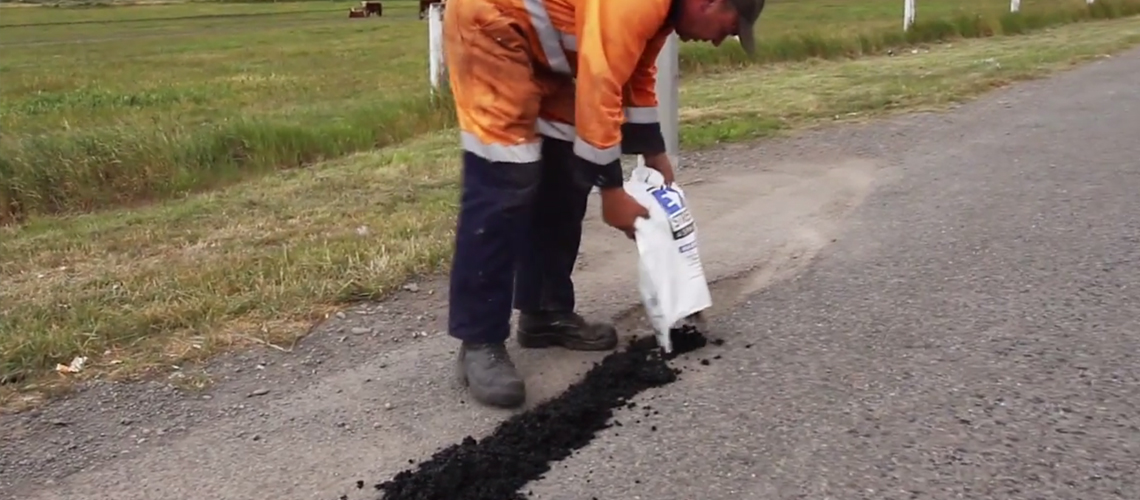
top-left (651, 186), bottom-right (685, 216)
top-left (650, 186), bottom-right (694, 241)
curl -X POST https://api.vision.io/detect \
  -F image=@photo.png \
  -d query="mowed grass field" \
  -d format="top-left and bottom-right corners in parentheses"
top-left (3, 0), bottom-right (1140, 407)
top-left (1, 0), bottom-right (447, 221)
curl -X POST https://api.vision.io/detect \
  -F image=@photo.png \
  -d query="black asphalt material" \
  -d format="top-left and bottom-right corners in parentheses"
top-left (374, 328), bottom-right (708, 500)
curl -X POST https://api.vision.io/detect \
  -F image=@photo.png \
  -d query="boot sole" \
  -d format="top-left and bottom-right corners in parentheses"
top-left (517, 332), bottom-right (618, 351)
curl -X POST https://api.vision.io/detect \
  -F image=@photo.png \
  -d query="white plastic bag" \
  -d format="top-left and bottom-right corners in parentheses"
top-left (623, 165), bottom-right (713, 353)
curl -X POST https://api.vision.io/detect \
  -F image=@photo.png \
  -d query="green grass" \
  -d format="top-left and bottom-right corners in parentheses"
top-left (0, 1), bottom-right (443, 220)
top-left (4, 14), bottom-right (1140, 411)
top-left (682, 0), bottom-right (1140, 68)
top-left (2, 0), bottom-right (1139, 224)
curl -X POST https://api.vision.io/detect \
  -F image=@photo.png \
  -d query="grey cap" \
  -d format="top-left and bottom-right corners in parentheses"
top-left (729, 0), bottom-right (766, 56)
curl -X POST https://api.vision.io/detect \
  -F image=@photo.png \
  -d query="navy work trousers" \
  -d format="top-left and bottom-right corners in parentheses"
top-left (448, 138), bottom-right (593, 344)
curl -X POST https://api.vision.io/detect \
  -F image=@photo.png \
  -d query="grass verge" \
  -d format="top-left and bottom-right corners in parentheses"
top-left (2, 0), bottom-right (1139, 223)
top-left (3, 16), bottom-right (1140, 411)
top-left (680, 0), bottom-right (1140, 70)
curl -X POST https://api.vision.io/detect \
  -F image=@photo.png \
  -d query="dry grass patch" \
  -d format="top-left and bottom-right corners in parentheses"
top-left (4, 15), bottom-right (1140, 410)
top-left (1, 132), bottom-right (462, 405)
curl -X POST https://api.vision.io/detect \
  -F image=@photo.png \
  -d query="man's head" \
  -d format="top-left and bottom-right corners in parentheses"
top-left (673, 0), bottom-right (766, 55)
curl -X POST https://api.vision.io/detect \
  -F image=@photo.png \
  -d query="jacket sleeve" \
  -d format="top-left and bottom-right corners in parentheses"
top-left (621, 31), bottom-right (669, 157)
top-left (574, 0), bottom-right (670, 187)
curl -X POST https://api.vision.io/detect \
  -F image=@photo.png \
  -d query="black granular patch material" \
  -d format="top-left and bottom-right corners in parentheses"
top-left (373, 326), bottom-right (707, 500)
top-left (662, 325), bottom-right (707, 359)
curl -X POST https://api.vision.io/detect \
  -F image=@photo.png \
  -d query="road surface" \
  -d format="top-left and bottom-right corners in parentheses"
top-left (3, 48), bottom-right (1139, 500)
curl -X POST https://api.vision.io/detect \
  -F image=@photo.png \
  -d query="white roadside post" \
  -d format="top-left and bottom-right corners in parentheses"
top-left (657, 33), bottom-right (682, 172)
top-left (428, 3), bottom-right (445, 100)
top-left (1011, 0), bottom-right (1020, 13)
top-left (903, 0), bottom-right (916, 31)
top-left (636, 32), bottom-right (682, 175)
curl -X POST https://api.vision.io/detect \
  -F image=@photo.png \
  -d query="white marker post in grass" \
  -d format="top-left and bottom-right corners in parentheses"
top-left (1011, 0), bottom-right (1020, 13)
top-left (637, 32), bottom-right (682, 174)
top-left (904, 0), bottom-right (916, 31)
top-left (428, 3), bottom-right (445, 100)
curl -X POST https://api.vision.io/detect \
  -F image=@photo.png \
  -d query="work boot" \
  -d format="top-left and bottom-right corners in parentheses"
top-left (516, 311), bottom-right (619, 351)
top-left (456, 342), bottom-right (526, 409)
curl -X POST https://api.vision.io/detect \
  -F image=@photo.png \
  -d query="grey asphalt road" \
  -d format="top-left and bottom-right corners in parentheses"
top-left (529, 52), bottom-right (1140, 500)
top-left (3, 48), bottom-right (1139, 500)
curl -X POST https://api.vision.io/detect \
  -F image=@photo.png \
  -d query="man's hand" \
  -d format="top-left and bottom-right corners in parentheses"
top-left (643, 152), bottom-right (675, 186)
top-left (599, 187), bottom-right (649, 239)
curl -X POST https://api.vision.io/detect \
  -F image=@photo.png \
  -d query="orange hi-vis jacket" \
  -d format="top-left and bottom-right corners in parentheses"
top-left (443, 0), bottom-right (675, 178)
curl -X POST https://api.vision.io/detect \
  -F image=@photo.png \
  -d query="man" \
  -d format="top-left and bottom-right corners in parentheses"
top-left (443, 0), bottom-right (766, 409)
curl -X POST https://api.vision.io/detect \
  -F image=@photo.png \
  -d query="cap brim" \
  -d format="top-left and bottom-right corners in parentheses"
top-left (737, 20), bottom-right (756, 56)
